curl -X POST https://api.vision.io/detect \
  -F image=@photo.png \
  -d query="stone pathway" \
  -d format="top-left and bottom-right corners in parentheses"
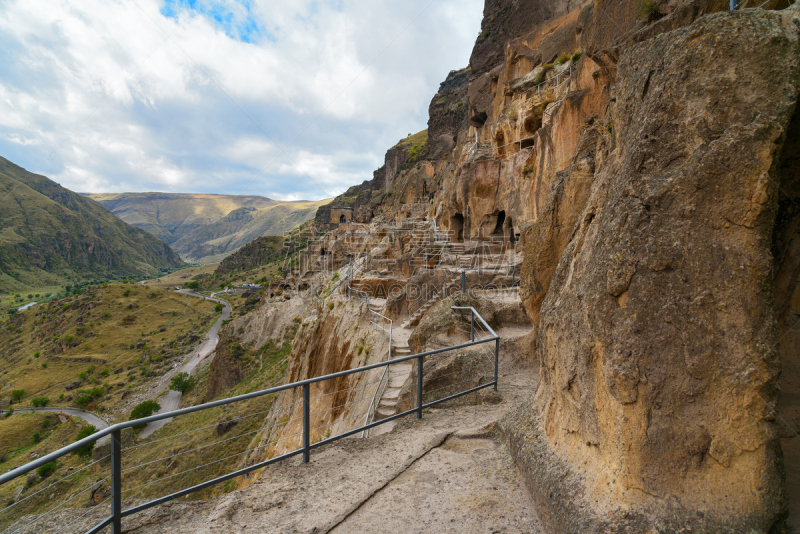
top-left (5, 352), bottom-right (542, 534)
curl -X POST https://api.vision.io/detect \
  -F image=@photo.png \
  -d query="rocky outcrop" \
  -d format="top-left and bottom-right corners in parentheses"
top-left (518, 8), bottom-right (800, 532)
top-left (214, 236), bottom-right (284, 274)
top-left (427, 67), bottom-right (471, 159)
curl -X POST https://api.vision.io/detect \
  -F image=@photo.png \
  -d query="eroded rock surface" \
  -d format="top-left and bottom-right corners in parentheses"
top-left (519, 8), bottom-right (800, 532)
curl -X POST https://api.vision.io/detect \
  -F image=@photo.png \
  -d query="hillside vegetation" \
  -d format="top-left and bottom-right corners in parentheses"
top-left (0, 290), bottom-right (292, 531)
top-left (88, 192), bottom-right (330, 264)
top-left (0, 284), bottom-right (218, 422)
top-left (0, 157), bottom-right (184, 294)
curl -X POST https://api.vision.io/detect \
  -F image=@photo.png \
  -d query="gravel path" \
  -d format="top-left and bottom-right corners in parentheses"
top-left (7, 408), bottom-right (109, 429)
top-left (138, 291), bottom-right (231, 439)
top-left (7, 347), bottom-right (544, 533)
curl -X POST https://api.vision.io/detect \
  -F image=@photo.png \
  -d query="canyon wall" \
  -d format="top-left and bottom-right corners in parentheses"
top-left (349, 0), bottom-right (800, 530)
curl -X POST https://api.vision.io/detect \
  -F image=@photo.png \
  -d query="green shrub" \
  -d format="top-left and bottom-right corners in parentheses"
top-left (73, 426), bottom-right (98, 457)
top-left (41, 363), bottom-right (47, 369)
top-left (36, 461), bottom-right (57, 478)
top-left (638, 0), bottom-right (662, 21)
top-left (11, 390), bottom-right (25, 402)
top-left (78, 372), bottom-right (88, 380)
top-left (75, 394), bottom-right (93, 408)
top-left (555, 53), bottom-right (571, 65)
top-left (4, 409), bottom-right (12, 418)
top-left (215, 303), bottom-right (223, 312)
top-left (33, 351), bottom-right (40, 358)
top-left (130, 400), bottom-right (161, 422)
top-left (169, 372), bottom-right (195, 393)
top-left (523, 165), bottom-right (535, 176)
top-left (31, 397), bottom-right (49, 407)
top-left (540, 99), bottom-right (554, 111)
top-left (123, 288), bottom-right (131, 297)
top-left (571, 50), bottom-right (582, 62)
top-left (184, 281), bottom-right (200, 290)
top-left (32, 432), bottom-right (41, 444)
top-left (327, 301), bottom-right (334, 310)
top-left (100, 369), bottom-right (109, 377)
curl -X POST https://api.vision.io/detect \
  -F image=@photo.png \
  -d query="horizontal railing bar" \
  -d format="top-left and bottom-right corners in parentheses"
top-left (119, 389), bottom-right (482, 521)
top-left (121, 448), bottom-right (304, 517)
top-left (85, 515), bottom-right (113, 534)
top-left (451, 306), bottom-right (499, 339)
top-left (310, 406), bottom-right (421, 449)
top-left (423, 381), bottom-right (495, 408)
top-left (5, 334), bottom-right (482, 484)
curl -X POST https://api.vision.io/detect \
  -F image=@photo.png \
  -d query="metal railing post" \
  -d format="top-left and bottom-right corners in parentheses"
top-left (471, 309), bottom-right (475, 342)
top-left (416, 356), bottom-right (424, 419)
top-left (111, 429), bottom-right (122, 534)
top-left (461, 270), bottom-right (465, 293)
top-left (494, 338), bottom-right (499, 392)
top-left (302, 384), bottom-right (310, 463)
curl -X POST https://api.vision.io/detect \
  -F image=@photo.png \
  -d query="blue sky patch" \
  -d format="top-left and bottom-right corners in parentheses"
top-left (160, 0), bottom-right (267, 43)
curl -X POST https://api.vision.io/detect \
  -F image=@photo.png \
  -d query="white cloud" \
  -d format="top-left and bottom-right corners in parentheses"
top-left (0, 0), bottom-right (483, 199)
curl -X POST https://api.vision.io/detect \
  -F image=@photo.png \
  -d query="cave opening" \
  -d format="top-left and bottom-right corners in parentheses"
top-left (496, 130), bottom-right (506, 158)
top-left (470, 111), bottom-right (488, 128)
top-left (524, 115), bottom-right (542, 135)
top-left (519, 138), bottom-right (536, 149)
top-left (493, 211), bottom-right (506, 236)
top-left (451, 213), bottom-right (465, 242)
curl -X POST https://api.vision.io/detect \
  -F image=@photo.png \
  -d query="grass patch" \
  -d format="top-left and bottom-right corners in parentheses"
top-left (0, 284), bottom-right (219, 422)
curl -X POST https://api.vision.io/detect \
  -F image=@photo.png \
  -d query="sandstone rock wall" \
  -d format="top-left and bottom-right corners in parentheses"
top-left (518, 7), bottom-right (800, 532)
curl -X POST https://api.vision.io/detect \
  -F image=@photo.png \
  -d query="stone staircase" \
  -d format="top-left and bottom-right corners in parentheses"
top-left (369, 334), bottom-right (414, 437)
top-left (407, 272), bottom-right (461, 328)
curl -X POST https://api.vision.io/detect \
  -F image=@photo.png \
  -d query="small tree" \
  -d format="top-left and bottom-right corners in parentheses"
top-left (73, 426), bottom-right (98, 457)
top-left (130, 400), bottom-right (160, 422)
top-left (36, 461), bottom-right (57, 478)
top-left (31, 397), bottom-right (50, 408)
top-left (11, 390), bottom-right (25, 403)
top-left (169, 372), bottom-right (195, 393)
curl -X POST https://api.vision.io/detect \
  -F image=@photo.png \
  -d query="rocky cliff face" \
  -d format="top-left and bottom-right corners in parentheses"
top-left (520, 9), bottom-right (800, 531)
top-left (326, 0), bottom-right (800, 530)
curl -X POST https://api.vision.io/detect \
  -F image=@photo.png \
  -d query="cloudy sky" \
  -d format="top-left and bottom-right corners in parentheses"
top-left (0, 0), bottom-right (483, 201)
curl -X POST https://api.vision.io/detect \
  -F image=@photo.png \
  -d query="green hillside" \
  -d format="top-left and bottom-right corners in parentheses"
top-left (0, 157), bottom-right (183, 294)
top-left (88, 193), bottom-right (329, 263)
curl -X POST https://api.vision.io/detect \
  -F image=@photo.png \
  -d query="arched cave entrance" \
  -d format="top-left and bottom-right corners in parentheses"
top-left (493, 211), bottom-right (506, 236)
top-left (524, 115), bottom-right (542, 135)
top-left (495, 130), bottom-right (506, 158)
top-left (470, 111), bottom-right (488, 128)
top-left (451, 213), bottom-right (465, 242)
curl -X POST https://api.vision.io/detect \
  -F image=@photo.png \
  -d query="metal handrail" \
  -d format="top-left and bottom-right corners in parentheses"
top-left (408, 270), bottom-right (461, 318)
top-left (0, 308), bottom-right (498, 534)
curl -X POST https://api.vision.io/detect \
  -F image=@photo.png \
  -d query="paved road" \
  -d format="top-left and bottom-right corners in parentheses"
top-left (138, 291), bottom-right (231, 439)
top-left (9, 407), bottom-right (110, 429)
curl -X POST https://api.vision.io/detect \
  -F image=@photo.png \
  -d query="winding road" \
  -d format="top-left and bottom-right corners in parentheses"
top-left (8, 407), bottom-right (109, 429)
top-left (138, 290), bottom-right (231, 438)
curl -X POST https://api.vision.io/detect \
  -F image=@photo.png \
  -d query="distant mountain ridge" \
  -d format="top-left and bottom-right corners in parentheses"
top-left (87, 192), bottom-right (329, 263)
top-left (0, 157), bottom-right (183, 293)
